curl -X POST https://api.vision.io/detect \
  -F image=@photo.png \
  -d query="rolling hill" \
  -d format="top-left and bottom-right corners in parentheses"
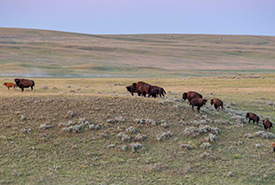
top-left (0, 28), bottom-right (275, 77)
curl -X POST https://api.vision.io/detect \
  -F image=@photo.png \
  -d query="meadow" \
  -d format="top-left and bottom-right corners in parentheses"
top-left (0, 76), bottom-right (274, 184)
top-left (0, 28), bottom-right (275, 184)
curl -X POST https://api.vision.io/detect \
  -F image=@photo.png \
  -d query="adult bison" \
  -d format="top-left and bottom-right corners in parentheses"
top-left (263, 118), bottom-right (273, 132)
top-left (210, 98), bottom-right (224, 111)
top-left (150, 86), bottom-right (166, 97)
top-left (189, 98), bottom-right (207, 113)
top-left (126, 85), bottom-right (137, 96)
top-left (182, 91), bottom-right (203, 102)
top-left (14, 78), bottom-right (35, 92)
top-left (246, 112), bottom-right (260, 126)
top-left (133, 81), bottom-right (151, 97)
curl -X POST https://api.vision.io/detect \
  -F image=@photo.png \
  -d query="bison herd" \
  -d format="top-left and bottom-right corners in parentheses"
top-left (126, 82), bottom-right (273, 132)
top-left (1, 79), bottom-right (273, 133)
top-left (126, 81), bottom-right (166, 98)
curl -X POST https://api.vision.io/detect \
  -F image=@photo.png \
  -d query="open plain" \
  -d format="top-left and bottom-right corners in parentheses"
top-left (0, 28), bottom-right (275, 184)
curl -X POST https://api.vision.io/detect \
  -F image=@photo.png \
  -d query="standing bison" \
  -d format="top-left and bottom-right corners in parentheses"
top-left (133, 81), bottom-right (151, 97)
top-left (150, 86), bottom-right (166, 98)
top-left (182, 91), bottom-right (203, 102)
top-left (246, 112), bottom-right (260, 126)
top-left (189, 98), bottom-right (207, 113)
top-left (210, 98), bottom-right (224, 111)
top-left (263, 118), bottom-right (273, 132)
top-left (14, 78), bottom-right (35, 92)
top-left (126, 85), bottom-right (137, 96)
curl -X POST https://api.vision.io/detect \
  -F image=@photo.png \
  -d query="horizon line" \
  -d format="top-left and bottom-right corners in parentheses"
top-left (1, 27), bottom-right (275, 37)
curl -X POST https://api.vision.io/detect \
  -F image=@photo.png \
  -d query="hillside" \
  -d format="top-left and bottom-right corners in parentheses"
top-left (1, 28), bottom-right (275, 77)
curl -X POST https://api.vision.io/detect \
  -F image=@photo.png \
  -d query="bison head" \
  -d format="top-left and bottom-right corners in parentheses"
top-left (14, 79), bottom-right (21, 86)
top-left (182, 92), bottom-right (187, 100)
top-left (246, 113), bottom-right (249, 118)
top-left (2, 83), bottom-right (6, 86)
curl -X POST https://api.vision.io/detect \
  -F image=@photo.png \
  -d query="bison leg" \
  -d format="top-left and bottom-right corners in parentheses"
top-left (214, 105), bottom-right (218, 110)
top-left (197, 106), bottom-right (200, 113)
top-left (138, 92), bottom-right (141, 96)
top-left (256, 121), bottom-right (259, 126)
top-left (31, 86), bottom-right (34, 91)
top-left (21, 88), bottom-right (24, 92)
top-left (191, 105), bottom-right (194, 111)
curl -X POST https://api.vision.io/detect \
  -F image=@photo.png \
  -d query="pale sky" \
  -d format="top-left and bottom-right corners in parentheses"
top-left (1, 0), bottom-right (275, 35)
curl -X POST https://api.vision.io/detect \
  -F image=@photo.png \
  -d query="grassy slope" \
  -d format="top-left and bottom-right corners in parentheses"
top-left (0, 76), bottom-right (274, 184)
top-left (1, 28), bottom-right (275, 77)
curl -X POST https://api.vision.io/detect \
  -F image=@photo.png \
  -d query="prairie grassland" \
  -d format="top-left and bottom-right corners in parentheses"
top-left (0, 76), bottom-right (275, 184)
top-left (1, 75), bottom-right (274, 117)
top-left (1, 28), bottom-right (275, 77)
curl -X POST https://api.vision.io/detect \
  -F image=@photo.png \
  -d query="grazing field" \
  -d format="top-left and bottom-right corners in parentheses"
top-left (1, 28), bottom-right (275, 77)
top-left (0, 76), bottom-right (274, 184)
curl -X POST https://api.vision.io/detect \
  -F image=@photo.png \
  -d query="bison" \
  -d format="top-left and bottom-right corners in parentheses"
top-left (149, 86), bottom-right (166, 98)
top-left (133, 81), bottom-right (151, 97)
top-left (182, 91), bottom-right (203, 102)
top-left (3, 82), bottom-right (16, 91)
top-left (14, 78), bottom-right (35, 92)
top-left (263, 118), bottom-right (273, 132)
top-left (210, 98), bottom-right (224, 111)
top-left (246, 112), bottom-right (260, 126)
top-left (126, 85), bottom-right (137, 96)
top-left (189, 98), bottom-right (207, 113)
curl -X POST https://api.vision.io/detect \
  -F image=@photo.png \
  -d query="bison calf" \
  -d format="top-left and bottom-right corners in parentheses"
top-left (182, 91), bottom-right (202, 102)
top-left (246, 112), bottom-right (260, 126)
top-left (263, 118), bottom-right (273, 132)
top-left (189, 98), bottom-right (207, 113)
top-left (210, 98), bottom-right (224, 111)
top-left (3, 82), bottom-right (16, 91)
top-left (14, 78), bottom-right (35, 92)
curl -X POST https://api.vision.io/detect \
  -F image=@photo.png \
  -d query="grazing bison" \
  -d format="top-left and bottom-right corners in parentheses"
top-left (263, 118), bottom-right (273, 132)
top-left (210, 98), bottom-right (224, 111)
top-left (14, 78), bottom-right (35, 92)
top-left (182, 91), bottom-right (203, 102)
top-left (3, 82), bottom-right (16, 91)
top-left (246, 112), bottom-right (260, 126)
top-left (150, 86), bottom-right (166, 97)
top-left (133, 81), bottom-right (151, 97)
top-left (273, 143), bottom-right (275, 152)
top-left (126, 85), bottom-right (137, 96)
top-left (189, 98), bottom-right (207, 113)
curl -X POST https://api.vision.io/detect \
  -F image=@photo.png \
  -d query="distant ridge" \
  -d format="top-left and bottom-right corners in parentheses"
top-left (1, 28), bottom-right (275, 77)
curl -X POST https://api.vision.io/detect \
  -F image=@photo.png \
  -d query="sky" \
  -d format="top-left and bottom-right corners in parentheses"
top-left (1, 0), bottom-right (275, 35)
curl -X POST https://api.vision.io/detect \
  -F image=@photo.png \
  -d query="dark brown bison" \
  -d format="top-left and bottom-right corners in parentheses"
top-left (133, 81), bottom-right (151, 97)
top-left (182, 91), bottom-right (203, 102)
top-left (14, 78), bottom-right (35, 92)
top-left (149, 86), bottom-right (166, 97)
top-left (126, 85), bottom-right (137, 96)
top-left (263, 118), bottom-right (273, 132)
top-left (189, 98), bottom-right (207, 113)
top-left (246, 112), bottom-right (260, 126)
top-left (210, 98), bottom-right (224, 111)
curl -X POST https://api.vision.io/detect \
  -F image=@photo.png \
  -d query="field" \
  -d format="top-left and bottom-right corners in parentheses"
top-left (0, 76), bottom-right (275, 184)
top-left (1, 28), bottom-right (275, 77)
top-left (0, 28), bottom-right (275, 184)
